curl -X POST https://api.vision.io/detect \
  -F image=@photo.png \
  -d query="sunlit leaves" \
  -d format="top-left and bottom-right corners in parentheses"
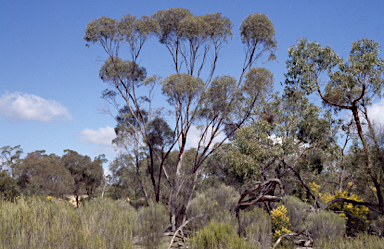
top-left (199, 75), bottom-right (237, 120)
top-left (99, 57), bottom-right (147, 88)
top-left (240, 13), bottom-right (276, 48)
top-left (240, 13), bottom-right (277, 67)
top-left (151, 8), bottom-right (192, 44)
top-left (162, 73), bottom-right (204, 105)
top-left (84, 17), bottom-right (119, 43)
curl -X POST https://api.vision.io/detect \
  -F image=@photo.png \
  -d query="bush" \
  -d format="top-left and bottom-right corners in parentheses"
top-left (136, 202), bottom-right (168, 249)
top-left (189, 220), bottom-right (256, 249)
top-left (187, 184), bottom-right (239, 231)
top-left (283, 195), bottom-right (312, 232)
top-left (306, 210), bottom-right (345, 243)
top-left (271, 205), bottom-right (292, 241)
top-left (314, 234), bottom-right (384, 249)
top-left (371, 217), bottom-right (384, 236)
top-left (0, 196), bottom-right (135, 249)
top-left (239, 207), bottom-right (271, 248)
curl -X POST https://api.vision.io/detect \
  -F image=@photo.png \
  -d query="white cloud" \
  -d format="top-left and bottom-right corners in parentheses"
top-left (79, 126), bottom-right (116, 145)
top-left (368, 99), bottom-right (384, 125)
top-left (186, 126), bottom-right (226, 149)
top-left (0, 91), bottom-right (72, 122)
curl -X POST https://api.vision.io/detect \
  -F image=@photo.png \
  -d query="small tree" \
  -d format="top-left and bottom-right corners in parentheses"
top-left (285, 38), bottom-right (384, 212)
top-left (61, 150), bottom-right (105, 206)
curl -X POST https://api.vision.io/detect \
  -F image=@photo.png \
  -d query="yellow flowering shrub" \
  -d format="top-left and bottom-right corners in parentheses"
top-left (271, 205), bottom-right (292, 240)
top-left (309, 182), bottom-right (368, 222)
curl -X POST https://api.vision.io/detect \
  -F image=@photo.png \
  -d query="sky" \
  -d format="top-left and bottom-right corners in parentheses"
top-left (2, 0), bottom-right (384, 171)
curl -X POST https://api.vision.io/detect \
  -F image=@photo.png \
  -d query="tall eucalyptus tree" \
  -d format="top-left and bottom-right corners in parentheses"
top-left (84, 9), bottom-right (277, 231)
top-left (285, 38), bottom-right (384, 213)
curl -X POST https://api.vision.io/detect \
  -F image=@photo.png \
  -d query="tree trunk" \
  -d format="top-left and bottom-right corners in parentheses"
top-left (351, 105), bottom-right (384, 213)
top-left (171, 151), bottom-right (184, 231)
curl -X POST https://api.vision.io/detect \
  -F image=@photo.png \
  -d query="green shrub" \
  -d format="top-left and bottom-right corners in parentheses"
top-left (239, 207), bottom-right (271, 248)
top-left (307, 210), bottom-right (345, 243)
top-left (371, 217), bottom-right (384, 236)
top-left (136, 202), bottom-right (168, 249)
top-left (271, 205), bottom-right (292, 241)
top-left (283, 195), bottom-right (312, 232)
top-left (0, 196), bottom-right (135, 249)
top-left (187, 184), bottom-right (239, 231)
top-left (189, 220), bottom-right (256, 249)
top-left (314, 234), bottom-right (384, 249)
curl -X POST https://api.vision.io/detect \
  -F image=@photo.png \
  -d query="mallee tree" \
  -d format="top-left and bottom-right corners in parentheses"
top-left (84, 8), bottom-right (276, 231)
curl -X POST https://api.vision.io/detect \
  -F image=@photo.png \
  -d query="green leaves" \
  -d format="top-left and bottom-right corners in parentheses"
top-left (99, 57), bottom-right (147, 88)
top-left (151, 8), bottom-right (192, 44)
top-left (240, 13), bottom-right (276, 49)
top-left (84, 17), bottom-right (119, 43)
top-left (285, 38), bottom-right (384, 111)
top-left (162, 73), bottom-right (204, 105)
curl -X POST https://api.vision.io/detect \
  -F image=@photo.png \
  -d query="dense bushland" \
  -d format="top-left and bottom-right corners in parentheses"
top-left (3, 6), bottom-right (384, 248)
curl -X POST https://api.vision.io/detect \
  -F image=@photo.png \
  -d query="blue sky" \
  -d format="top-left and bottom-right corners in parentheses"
top-left (2, 0), bottom-right (384, 169)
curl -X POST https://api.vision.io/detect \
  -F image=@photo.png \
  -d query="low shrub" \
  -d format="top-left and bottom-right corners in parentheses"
top-left (283, 195), bottom-right (312, 232)
top-left (136, 202), bottom-right (168, 249)
top-left (187, 184), bottom-right (239, 231)
top-left (314, 234), bottom-right (384, 249)
top-left (306, 210), bottom-right (345, 243)
top-left (239, 207), bottom-right (271, 248)
top-left (271, 205), bottom-right (292, 241)
top-left (189, 220), bottom-right (256, 249)
top-left (0, 196), bottom-right (135, 249)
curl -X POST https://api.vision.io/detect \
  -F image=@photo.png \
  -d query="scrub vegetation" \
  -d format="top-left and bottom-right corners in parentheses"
top-left (2, 6), bottom-right (384, 248)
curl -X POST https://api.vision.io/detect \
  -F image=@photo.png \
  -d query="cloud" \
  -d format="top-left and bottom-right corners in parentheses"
top-left (79, 126), bottom-right (116, 145)
top-left (0, 91), bottom-right (72, 122)
top-left (368, 99), bottom-right (384, 125)
top-left (186, 126), bottom-right (226, 149)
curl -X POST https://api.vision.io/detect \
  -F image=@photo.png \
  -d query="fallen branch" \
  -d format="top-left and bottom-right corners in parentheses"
top-left (272, 230), bottom-right (307, 249)
top-left (167, 214), bottom-right (204, 249)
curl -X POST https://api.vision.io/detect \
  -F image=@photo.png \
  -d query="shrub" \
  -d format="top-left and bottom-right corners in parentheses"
top-left (0, 196), bottom-right (135, 249)
top-left (283, 195), bottom-right (312, 232)
top-left (271, 205), bottom-right (292, 241)
top-left (187, 184), bottom-right (239, 231)
top-left (189, 220), bottom-right (256, 249)
top-left (371, 217), bottom-right (384, 236)
top-left (136, 202), bottom-right (168, 249)
top-left (314, 234), bottom-right (384, 249)
top-left (306, 210), bottom-right (345, 243)
top-left (239, 207), bottom-right (271, 248)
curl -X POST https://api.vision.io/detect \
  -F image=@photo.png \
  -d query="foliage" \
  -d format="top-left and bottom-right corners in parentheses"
top-left (309, 182), bottom-right (369, 221)
top-left (283, 195), bottom-right (312, 232)
top-left (136, 202), bottom-right (168, 249)
top-left (239, 207), bottom-right (271, 248)
top-left (271, 205), bottom-right (292, 241)
top-left (0, 171), bottom-right (19, 201)
top-left (306, 210), bottom-right (345, 243)
top-left (189, 220), bottom-right (256, 249)
top-left (285, 37), bottom-right (384, 213)
top-left (0, 196), bottom-right (135, 249)
top-left (85, 8), bottom-right (278, 231)
top-left (62, 150), bottom-right (105, 206)
top-left (187, 184), bottom-right (239, 231)
top-left (16, 151), bottom-right (73, 198)
top-left (314, 234), bottom-right (384, 249)
top-left (0, 145), bottom-right (23, 177)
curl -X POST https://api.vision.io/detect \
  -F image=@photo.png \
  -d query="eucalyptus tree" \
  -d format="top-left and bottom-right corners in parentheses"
top-left (0, 145), bottom-right (23, 178)
top-left (285, 38), bottom-right (384, 212)
top-left (225, 87), bottom-right (339, 214)
top-left (61, 150), bottom-right (105, 206)
top-left (85, 9), bottom-right (277, 231)
top-left (16, 150), bottom-right (73, 198)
